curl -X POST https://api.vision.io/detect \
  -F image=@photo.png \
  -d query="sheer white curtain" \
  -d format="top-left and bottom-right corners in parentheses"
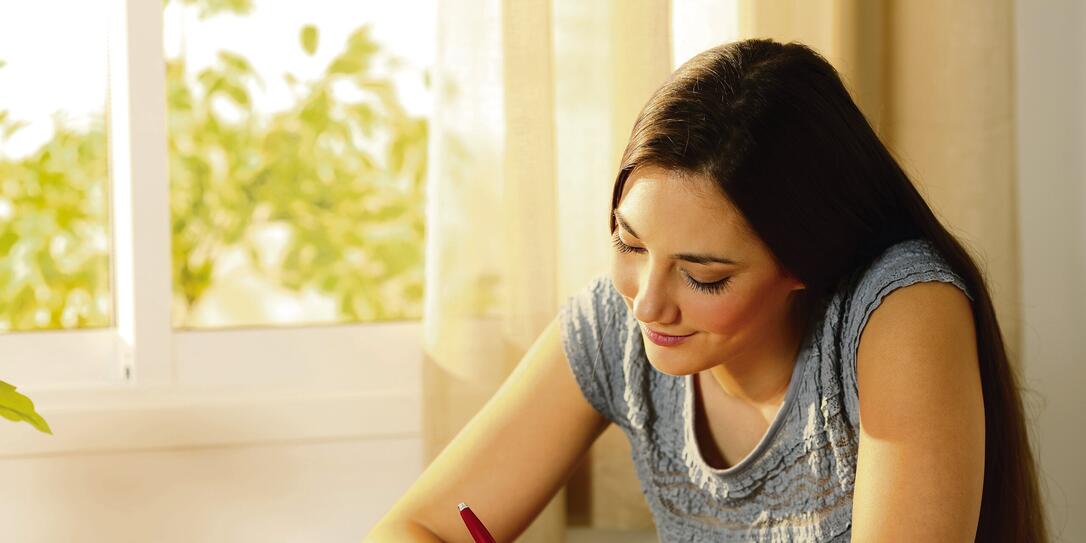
top-left (420, 0), bottom-right (670, 539)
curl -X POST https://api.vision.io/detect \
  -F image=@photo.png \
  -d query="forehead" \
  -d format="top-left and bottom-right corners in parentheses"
top-left (617, 165), bottom-right (753, 241)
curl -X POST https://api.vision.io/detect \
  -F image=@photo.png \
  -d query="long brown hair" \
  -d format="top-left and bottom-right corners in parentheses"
top-left (609, 38), bottom-right (1046, 541)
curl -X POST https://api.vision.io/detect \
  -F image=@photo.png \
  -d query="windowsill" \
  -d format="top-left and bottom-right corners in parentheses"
top-left (0, 384), bottom-right (420, 458)
top-left (0, 321), bottom-right (423, 457)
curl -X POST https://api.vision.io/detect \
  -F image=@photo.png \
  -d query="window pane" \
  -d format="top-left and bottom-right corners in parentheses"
top-left (0, 2), bottom-right (112, 332)
top-left (165, 0), bottom-right (432, 329)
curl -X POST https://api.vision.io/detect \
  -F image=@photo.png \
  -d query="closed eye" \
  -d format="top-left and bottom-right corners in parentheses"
top-left (684, 274), bottom-right (731, 294)
top-left (611, 232), bottom-right (646, 255)
top-left (611, 233), bottom-right (732, 295)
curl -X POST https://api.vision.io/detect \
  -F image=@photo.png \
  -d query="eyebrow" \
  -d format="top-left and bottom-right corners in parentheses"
top-left (613, 210), bottom-right (739, 265)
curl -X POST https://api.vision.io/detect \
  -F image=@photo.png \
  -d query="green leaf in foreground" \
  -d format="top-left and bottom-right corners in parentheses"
top-left (0, 380), bottom-right (53, 435)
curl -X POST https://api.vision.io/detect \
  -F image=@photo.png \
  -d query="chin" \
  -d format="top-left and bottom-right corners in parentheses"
top-left (643, 346), bottom-right (702, 377)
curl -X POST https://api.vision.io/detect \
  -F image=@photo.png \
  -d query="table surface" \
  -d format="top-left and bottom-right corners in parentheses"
top-left (566, 527), bottom-right (658, 543)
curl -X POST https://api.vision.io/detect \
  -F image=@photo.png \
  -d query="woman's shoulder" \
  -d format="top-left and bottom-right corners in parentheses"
top-left (825, 237), bottom-right (974, 427)
top-left (826, 238), bottom-right (972, 318)
top-left (558, 271), bottom-right (640, 430)
top-left (855, 238), bottom-right (971, 299)
top-left (585, 271), bottom-right (625, 305)
top-left (559, 271), bottom-right (629, 340)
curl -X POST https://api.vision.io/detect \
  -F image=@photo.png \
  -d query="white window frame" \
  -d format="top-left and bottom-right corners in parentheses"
top-left (0, 0), bottom-right (421, 457)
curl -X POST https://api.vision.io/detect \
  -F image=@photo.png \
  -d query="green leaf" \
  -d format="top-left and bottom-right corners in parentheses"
top-left (300, 25), bottom-right (319, 56)
top-left (222, 80), bottom-right (251, 107)
top-left (218, 50), bottom-right (253, 74)
top-left (327, 56), bottom-right (364, 76)
top-left (0, 380), bottom-right (52, 434)
top-left (2, 119), bottom-right (27, 140)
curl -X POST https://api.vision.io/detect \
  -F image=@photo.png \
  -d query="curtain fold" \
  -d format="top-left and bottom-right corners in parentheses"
top-left (421, 0), bottom-right (670, 540)
top-left (422, 0), bottom-right (565, 540)
top-left (422, 0), bottom-right (1019, 536)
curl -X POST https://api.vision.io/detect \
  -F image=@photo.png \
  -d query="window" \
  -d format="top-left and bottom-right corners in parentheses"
top-left (0, 0), bottom-right (432, 453)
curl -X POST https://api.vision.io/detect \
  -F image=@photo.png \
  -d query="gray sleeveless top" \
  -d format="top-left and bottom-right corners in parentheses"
top-left (558, 238), bottom-right (974, 542)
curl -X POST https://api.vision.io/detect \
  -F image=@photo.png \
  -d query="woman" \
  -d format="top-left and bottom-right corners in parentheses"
top-left (367, 39), bottom-right (1047, 542)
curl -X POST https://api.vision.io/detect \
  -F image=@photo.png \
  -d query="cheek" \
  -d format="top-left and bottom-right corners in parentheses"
top-left (689, 277), bottom-right (786, 337)
top-left (688, 296), bottom-right (748, 334)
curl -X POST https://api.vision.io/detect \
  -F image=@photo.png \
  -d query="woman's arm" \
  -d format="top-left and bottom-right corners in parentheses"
top-left (364, 315), bottom-right (611, 542)
top-left (850, 281), bottom-right (985, 541)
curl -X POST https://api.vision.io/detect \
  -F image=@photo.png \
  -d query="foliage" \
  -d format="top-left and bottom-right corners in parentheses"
top-left (168, 23), bottom-right (428, 324)
top-left (0, 110), bottom-right (111, 330)
top-left (0, 11), bottom-right (429, 331)
top-left (0, 380), bottom-right (51, 434)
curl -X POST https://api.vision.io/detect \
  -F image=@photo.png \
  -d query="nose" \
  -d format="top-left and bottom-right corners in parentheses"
top-left (632, 268), bottom-right (679, 326)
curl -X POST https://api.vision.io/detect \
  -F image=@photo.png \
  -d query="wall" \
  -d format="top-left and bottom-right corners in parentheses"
top-left (0, 437), bottom-right (420, 542)
top-left (1014, 1), bottom-right (1086, 540)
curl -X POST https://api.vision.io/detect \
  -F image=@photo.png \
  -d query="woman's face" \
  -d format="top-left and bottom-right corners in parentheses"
top-left (610, 164), bottom-right (806, 376)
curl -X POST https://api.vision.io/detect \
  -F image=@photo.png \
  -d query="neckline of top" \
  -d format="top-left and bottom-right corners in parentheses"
top-left (681, 320), bottom-right (817, 479)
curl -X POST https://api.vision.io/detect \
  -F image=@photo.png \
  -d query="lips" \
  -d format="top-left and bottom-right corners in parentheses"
top-left (643, 326), bottom-right (694, 347)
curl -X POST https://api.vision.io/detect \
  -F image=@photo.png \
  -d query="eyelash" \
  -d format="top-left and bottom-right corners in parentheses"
top-left (610, 234), bottom-right (732, 295)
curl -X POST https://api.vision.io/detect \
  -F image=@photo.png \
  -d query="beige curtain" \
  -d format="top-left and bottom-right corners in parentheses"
top-left (422, 0), bottom-right (1018, 537)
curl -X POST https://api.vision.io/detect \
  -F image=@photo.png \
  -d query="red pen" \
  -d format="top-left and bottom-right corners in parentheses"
top-left (457, 502), bottom-right (497, 543)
